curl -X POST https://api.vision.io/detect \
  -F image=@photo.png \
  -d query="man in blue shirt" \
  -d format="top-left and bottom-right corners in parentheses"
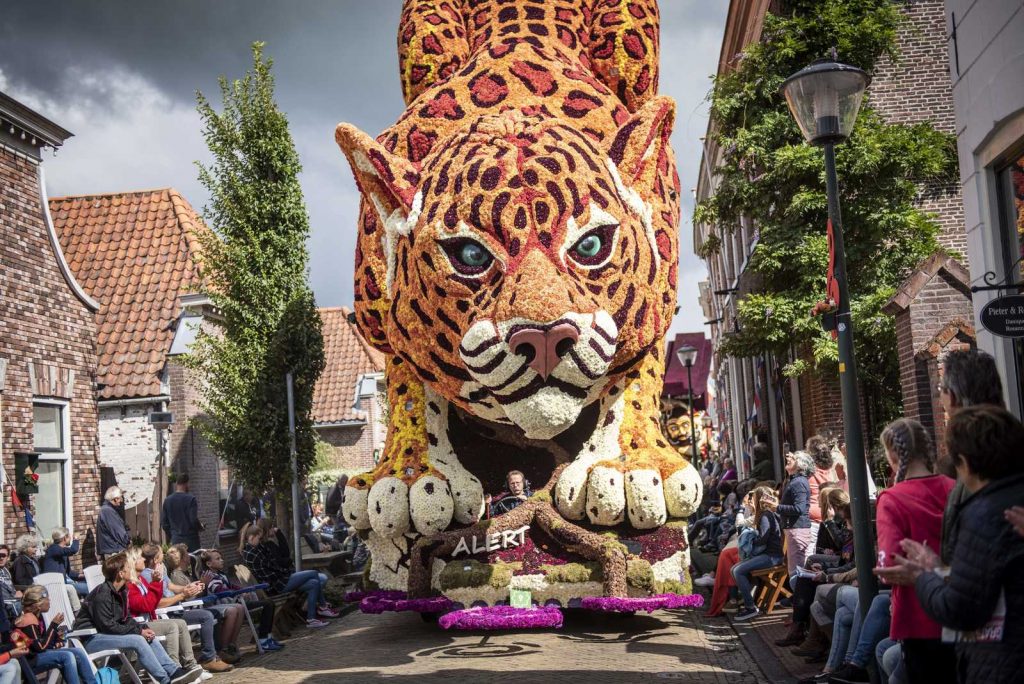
top-left (161, 474), bottom-right (203, 552)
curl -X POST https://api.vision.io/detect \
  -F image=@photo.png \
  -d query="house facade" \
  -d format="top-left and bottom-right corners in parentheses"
top-left (0, 92), bottom-right (102, 549)
top-left (696, 0), bottom-right (971, 468)
top-left (52, 188), bottom-right (223, 547)
top-left (312, 307), bottom-right (386, 479)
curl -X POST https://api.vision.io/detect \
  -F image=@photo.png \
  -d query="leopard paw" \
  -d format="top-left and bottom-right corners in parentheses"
top-left (343, 473), bottom-right (457, 538)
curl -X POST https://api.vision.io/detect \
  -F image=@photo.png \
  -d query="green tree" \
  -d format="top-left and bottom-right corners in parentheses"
top-left (189, 43), bottom-right (324, 492)
top-left (695, 0), bottom-right (958, 430)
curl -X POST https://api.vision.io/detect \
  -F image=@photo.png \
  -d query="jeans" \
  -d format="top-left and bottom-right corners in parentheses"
top-left (85, 633), bottom-right (178, 684)
top-left (0, 660), bottom-right (18, 684)
top-left (281, 570), bottom-right (325, 620)
top-left (877, 638), bottom-right (906, 684)
top-left (730, 554), bottom-right (783, 609)
top-left (826, 585), bottom-right (859, 671)
top-left (67, 577), bottom-right (90, 597)
top-left (34, 648), bottom-right (97, 684)
top-left (182, 608), bottom-right (218, 662)
top-left (246, 599), bottom-right (276, 638)
top-left (846, 591), bottom-right (891, 667)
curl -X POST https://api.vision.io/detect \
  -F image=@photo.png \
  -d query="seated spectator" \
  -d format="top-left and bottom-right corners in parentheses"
top-left (76, 552), bottom-right (201, 684)
top-left (0, 598), bottom-right (28, 684)
top-left (805, 436), bottom-right (836, 540)
top-left (199, 549), bottom-right (282, 654)
top-left (123, 547), bottom-right (209, 675)
top-left (731, 486), bottom-right (783, 621)
top-left (877, 405), bottom-right (1024, 684)
top-left (11, 535), bottom-right (41, 589)
top-left (44, 527), bottom-right (89, 610)
top-left (702, 490), bottom-right (756, 616)
top-left (14, 585), bottom-right (96, 684)
top-left (809, 586), bottom-right (891, 683)
top-left (164, 547), bottom-right (193, 589)
top-left (486, 471), bottom-right (531, 517)
top-left (240, 524), bottom-right (338, 629)
top-left (0, 547), bottom-right (21, 618)
top-left (137, 544), bottom-right (231, 673)
top-left (718, 458), bottom-right (738, 484)
top-left (779, 487), bottom-right (855, 648)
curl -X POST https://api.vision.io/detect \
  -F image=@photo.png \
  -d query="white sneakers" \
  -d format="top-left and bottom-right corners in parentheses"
top-left (694, 572), bottom-right (716, 587)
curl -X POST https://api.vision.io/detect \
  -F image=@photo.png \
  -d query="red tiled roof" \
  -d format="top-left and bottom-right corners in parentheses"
top-left (51, 188), bottom-right (206, 400)
top-left (313, 307), bottom-right (386, 424)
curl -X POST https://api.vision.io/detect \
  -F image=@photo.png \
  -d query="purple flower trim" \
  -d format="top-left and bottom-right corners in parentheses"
top-left (344, 590), bottom-right (406, 603)
top-left (360, 594), bottom-right (453, 614)
top-left (580, 593), bottom-right (705, 613)
top-left (438, 605), bottom-right (564, 630)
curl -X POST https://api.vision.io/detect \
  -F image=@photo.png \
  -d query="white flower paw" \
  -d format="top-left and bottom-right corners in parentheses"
top-left (367, 477), bottom-right (410, 538)
top-left (664, 462), bottom-right (703, 518)
top-left (585, 465), bottom-right (627, 526)
top-left (342, 483), bottom-right (371, 530)
top-left (409, 475), bottom-right (455, 534)
top-left (625, 469), bottom-right (668, 529)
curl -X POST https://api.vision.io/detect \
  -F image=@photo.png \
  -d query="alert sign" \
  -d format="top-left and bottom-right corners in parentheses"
top-left (980, 295), bottom-right (1024, 338)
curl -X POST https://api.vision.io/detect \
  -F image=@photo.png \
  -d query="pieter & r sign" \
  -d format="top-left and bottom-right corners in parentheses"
top-left (980, 295), bottom-right (1024, 338)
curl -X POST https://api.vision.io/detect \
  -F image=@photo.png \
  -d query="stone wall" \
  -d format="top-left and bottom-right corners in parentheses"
top-left (0, 140), bottom-right (100, 550)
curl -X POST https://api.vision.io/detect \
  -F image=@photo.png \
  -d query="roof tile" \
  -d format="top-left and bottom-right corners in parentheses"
top-left (312, 307), bottom-right (386, 425)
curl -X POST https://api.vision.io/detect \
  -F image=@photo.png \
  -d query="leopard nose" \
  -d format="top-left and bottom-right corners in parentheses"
top-left (508, 323), bottom-right (580, 380)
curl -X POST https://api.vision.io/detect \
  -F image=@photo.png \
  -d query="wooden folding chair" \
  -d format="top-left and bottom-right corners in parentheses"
top-left (751, 534), bottom-right (791, 614)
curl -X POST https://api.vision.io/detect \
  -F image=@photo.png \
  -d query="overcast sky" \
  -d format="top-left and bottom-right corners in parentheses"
top-left (0, 1), bottom-right (727, 338)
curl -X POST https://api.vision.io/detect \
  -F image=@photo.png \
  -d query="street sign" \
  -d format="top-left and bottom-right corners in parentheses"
top-left (979, 295), bottom-right (1024, 338)
top-left (149, 411), bottom-right (174, 429)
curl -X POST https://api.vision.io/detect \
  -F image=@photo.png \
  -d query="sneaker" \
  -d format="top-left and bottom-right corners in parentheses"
top-left (828, 663), bottom-right (869, 683)
top-left (199, 673), bottom-right (213, 682)
top-left (306, 618), bottom-right (329, 629)
top-left (200, 659), bottom-right (233, 673)
top-left (316, 605), bottom-right (340, 618)
top-left (259, 637), bottom-right (284, 652)
top-left (733, 606), bottom-right (759, 621)
top-left (694, 573), bottom-right (716, 588)
top-left (170, 668), bottom-right (203, 684)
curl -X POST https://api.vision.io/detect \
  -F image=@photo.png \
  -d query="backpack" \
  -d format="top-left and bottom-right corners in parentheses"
top-left (95, 667), bottom-right (120, 684)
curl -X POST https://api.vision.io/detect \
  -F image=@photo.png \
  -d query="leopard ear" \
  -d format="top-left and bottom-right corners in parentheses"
top-left (335, 123), bottom-right (421, 226)
top-left (606, 95), bottom-right (675, 197)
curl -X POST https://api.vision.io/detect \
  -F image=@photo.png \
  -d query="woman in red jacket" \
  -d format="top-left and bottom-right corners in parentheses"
top-left (875, 418), bottom-right (955, 683)
top-left (124, 547), bottom-right (202, 676)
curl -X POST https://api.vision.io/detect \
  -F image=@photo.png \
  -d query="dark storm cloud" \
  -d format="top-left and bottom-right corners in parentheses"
top-left (0, 0), bottom-right (727, 335)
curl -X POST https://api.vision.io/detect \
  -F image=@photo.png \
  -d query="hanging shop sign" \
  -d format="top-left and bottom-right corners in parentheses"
top-left (980, 295), bottom-right (1024, 338)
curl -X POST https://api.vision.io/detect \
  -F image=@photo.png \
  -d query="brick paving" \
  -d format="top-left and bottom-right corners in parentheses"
top-left (212, 606), bottom-right (785, 684)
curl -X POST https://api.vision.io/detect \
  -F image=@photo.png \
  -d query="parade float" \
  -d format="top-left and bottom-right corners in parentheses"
top-left (335, 0), bottom-right (703, 628)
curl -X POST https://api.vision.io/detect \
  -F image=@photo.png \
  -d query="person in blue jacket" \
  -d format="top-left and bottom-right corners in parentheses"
top-left (43, 527), bottom-right (88, 599)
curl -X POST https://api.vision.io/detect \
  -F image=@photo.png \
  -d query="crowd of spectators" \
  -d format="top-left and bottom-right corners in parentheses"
top-left (691, 349), bottom-right (1024, 684)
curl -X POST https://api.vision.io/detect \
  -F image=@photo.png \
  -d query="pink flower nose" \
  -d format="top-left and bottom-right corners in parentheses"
top-left (508, 323), bottom-right (580, 380)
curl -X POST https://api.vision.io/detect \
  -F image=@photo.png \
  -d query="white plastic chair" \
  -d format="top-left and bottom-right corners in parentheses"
top-left (35, 573), bottom-right (145, 684)
top-left (83, 565), bottom-right (104, 592)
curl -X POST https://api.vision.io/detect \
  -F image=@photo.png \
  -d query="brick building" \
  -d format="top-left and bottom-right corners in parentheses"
top-left (0, 92), bottom-right (103, 548)
top-left (695, 0), bottom-right (969, 470)
top-left (312, 307), bottom-right (385, 477)
top-left (51, 188), bottom-right (223, 547)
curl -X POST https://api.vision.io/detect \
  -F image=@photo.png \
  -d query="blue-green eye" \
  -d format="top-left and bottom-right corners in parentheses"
top-left (574, 234), bottom-right (602, 258)
top-left (441, 238), bottom-right (494, 276)
top-left (568, 225), bottom-right (616, 266)
top-left (459, 242), bottom-right (489, 267)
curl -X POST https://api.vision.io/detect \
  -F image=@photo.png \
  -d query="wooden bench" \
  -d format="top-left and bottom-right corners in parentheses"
top-left (301, 550), bottom-right (351, 576)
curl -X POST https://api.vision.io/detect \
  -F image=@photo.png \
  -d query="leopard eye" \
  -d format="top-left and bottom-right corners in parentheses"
top-left (568, 225), bottom-right (616, 267)
top-left (441, 238), bottom-right (494, 276)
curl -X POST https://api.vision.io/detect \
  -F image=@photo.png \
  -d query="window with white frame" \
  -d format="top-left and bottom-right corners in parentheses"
top-left (32, 401), bottom-right (72, 536)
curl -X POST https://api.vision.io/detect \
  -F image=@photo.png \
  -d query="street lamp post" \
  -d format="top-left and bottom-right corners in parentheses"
top-left (676, 344), bottom-right (699, 461)
top-left (782, 57), bottom-right (876, 614)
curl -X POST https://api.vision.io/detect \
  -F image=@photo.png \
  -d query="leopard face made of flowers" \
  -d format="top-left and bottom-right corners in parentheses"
top-left (336, 0), bottom-right (702, 595)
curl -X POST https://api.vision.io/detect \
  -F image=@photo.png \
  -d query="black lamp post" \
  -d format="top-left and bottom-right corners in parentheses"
top-left (676, 343), bottom-right (699, 461)
top-left (782, 57), bottom-right (876, 614)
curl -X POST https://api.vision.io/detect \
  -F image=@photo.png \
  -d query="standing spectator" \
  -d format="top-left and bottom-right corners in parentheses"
top-left (731, 486), bottom-right (783, 621)
top-left (778, 451), bottom-right (814, 582)
top-left (805, 436), bottom-right (836, 539)
top-left (937, 349), bottom-right (1005, 564)
top-left (44, 527), bottom-right (88, 599)
top-left (11, 535), bottom-right (41, 588)
top-left (162, 474), bottom-right (202, 552)
top-left (878, 406), bottom-right (1024, 683)
top-left (14, 585), bottom-right (96, 684)
top-left (750, 442), bottom-right (775, 482)
top-left (96, 487), bottom-right (130, 559)
top-left (76, 553), bottom-right (201, 684)
top-left (325, 475), bottom-right (347, 521)
top-left (233, 490), bottom-right (260, 532)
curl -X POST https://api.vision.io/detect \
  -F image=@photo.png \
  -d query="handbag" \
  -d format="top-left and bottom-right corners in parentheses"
top-left (95, 666), bottom-right (121, 684)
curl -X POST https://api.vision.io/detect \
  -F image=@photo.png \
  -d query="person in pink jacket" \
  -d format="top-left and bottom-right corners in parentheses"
top-left (875, 417), bottom-right (956, 683)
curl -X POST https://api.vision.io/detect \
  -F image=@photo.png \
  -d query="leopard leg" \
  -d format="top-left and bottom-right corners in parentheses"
top-left (586, 0), bottom-right (661, 112)
top-left (398, 0), bottom-right (471, 105)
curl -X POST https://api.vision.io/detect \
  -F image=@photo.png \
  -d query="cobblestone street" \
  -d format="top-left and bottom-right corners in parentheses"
top-left (213, 607), bottom-right (782, 684)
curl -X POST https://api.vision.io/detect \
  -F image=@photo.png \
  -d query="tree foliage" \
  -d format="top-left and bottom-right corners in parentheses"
top-left (188, 43), bottom-right (324, 492)
top-left (694, 0), bottom-right (958, 426)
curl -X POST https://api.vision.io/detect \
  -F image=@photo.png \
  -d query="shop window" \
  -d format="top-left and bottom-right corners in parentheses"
top-left (32, 401), bottom-right (72, 535)
top-left (996, 151), bottom-right (1024, 410)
